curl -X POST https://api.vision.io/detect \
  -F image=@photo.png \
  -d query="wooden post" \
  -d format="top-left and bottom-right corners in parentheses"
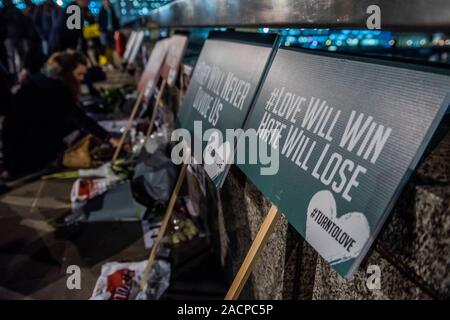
top-left (140, 161), bottom-right (188, 290)
top-left (145, 79), bottom-right (167, 138)
top-left (178, 65), bottom-right (184, 109)
top-left (112, 91), bottom-right (144, 162)
top-left (225, 205), bottom-right (281, 300)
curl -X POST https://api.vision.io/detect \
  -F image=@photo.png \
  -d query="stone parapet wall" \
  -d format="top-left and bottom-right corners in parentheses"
top-left (209, 125), bottom-right (450, 299)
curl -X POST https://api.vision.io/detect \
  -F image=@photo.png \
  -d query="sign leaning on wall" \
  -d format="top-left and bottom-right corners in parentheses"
top-left (238, 47), bottom-right (450, 277)
top-left (177, 31), bottom-right (279, 187)
top-left (160, 34), bottom-right (189, 86)
top-left (123, 31), bottom-right (137, 62)
top-left (128, 31), bottom-right (145, 65)
top-left (138, 38), bottom-right (170, 102)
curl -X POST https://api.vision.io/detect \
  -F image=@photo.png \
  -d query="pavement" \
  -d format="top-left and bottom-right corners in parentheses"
top-left (0, 178), bottom-right (228, 300)
top-left (0, 178), bottom-right (148, 299)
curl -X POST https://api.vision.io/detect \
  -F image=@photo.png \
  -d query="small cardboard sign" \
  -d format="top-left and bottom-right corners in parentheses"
top-left (161, 34), bottom-right (189, 87)
top-left (138, 39), bottom-right (170, 102)
top-left (128, 31), bottom-right (145, 64)
top-left (123, 31), bottom-right (137, 61)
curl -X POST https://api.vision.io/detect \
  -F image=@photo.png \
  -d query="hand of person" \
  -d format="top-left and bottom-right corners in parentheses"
top-left (108, 137), bottom-right (121, 148)
top-left (18, 69), bottom-right (29, 84)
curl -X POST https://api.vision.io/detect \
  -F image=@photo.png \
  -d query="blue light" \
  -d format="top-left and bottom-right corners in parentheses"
top-left (88, 1), bottom-right (100, 14)
top-left (361, 38), bottom-right (379, 46)
top-left (287, 36), bottom-right (297, 44)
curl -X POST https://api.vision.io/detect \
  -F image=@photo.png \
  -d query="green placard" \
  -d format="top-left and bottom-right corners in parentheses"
top-left (239, 47), bottom-right (450, 277)
top-left (177, 31), bottom-right (279, 187)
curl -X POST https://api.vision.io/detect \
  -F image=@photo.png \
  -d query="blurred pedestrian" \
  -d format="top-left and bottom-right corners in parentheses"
top-left (1, 0), bottom-right (44, 81)
top-left (0, 63), bottom-right (12, 117)
top-left (49, 0), bottom-right (91, 54)
top-left (22, 0), bottom-right (37, 17)
top-left (0, 7), bottom-right (8, 70)
top-left (98, 0), bottom-right (119, 50)
top-left (2, 0), bottom-right (29, 76)
top-left (33, 0), bottom-right (61, 55)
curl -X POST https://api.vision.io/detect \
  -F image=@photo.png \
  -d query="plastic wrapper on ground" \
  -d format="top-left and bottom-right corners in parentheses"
top-left (90, 259), bottom-right (171, 300)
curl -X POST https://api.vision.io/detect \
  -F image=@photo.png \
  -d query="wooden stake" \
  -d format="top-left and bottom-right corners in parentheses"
top-left (145, 78), bottom-right (167, 138)
top-left (140, 161), bottom-right (188, 290)
top-left (112, 91), bottom-right (144, 162)
top-left (225, 205), bottom-right (281, 300)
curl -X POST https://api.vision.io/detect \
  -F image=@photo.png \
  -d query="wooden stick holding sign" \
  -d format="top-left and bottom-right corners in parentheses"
top-left (140, 159), bottom-right (189, 290)
top-left (145, 78), bottom-right (167, 138)
top-left (112, 91), bottom-right (144, 162)
top-left (225, 205), bottom-right (281, 300)
top-left (113, 57), bottom-right (169, 161)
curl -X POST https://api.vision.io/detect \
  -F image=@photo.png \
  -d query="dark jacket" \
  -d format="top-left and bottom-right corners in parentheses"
top-left (98, 6), bottom-right (119, 33)
top-left (2, 4), bottom-right (28, 39)
top-left (49, 2), bottom-right (87, 54)
top-left (1, 4), bottom-right (44, 72)
top-left (0, 63), bottom-right (12, 116)
top-left (23, 14), bottom-right (46, 73)
top-left (33, 2), bottom-right (61, 42)
top-left (3, 73), bottom-right (110, 177)
top-left (0, 9), bottom-right (7, 68)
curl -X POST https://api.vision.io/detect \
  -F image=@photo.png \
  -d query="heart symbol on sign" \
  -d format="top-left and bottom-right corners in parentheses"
top-left (203, 132), bottom-right (231, 181)
top-left (305, 190), bottom-right (370, 265)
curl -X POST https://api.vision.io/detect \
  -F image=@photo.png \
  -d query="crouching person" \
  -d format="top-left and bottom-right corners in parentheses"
top-left (2, 50), bottom-right (119, 178)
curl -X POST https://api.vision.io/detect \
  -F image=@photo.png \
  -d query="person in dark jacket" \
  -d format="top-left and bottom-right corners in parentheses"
top-left (22, 0), bottom-right (37, 17)
top-left (98, 0), bottom-right (119, 49)
top-left (0, 63), bottom-right (12, 117)
top-left (49, 0), bottom-right (90, 54)
top-left (0, 10), bottom-right (12, 112)
top-left (22, 13), bottom-right (46, 77)
top-left (2, 0), bottom-right (29, 75)
top-left (1, 0), bottom-right (44, 80)
top-left (0, 8), bottom-right (8, 70)
top-left (33, 0), bottom-right (61, 55)
top-left (2, 50), bottom-right (119, 178)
